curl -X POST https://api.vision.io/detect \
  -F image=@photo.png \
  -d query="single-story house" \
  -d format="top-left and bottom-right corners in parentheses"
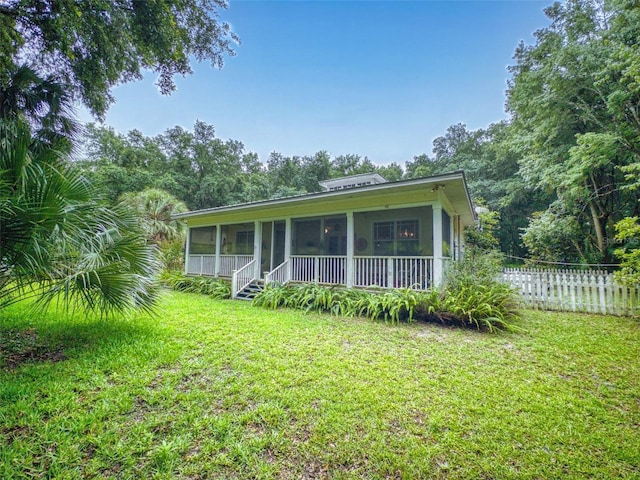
top-left (175, 171), bottom-right (476, 298)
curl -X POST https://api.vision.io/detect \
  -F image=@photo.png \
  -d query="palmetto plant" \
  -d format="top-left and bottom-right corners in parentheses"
top-left (0, 66), bottom-right (160, 315)
top-left (119, 188), bottom-right (188, 245)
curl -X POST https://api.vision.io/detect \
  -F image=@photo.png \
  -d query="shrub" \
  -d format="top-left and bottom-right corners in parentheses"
top-left (440, 283), bottom-right (519, 332)
top-left (253, 280), bottom-right (520, 332)
top-left (160, 240), bottom-right (185, 272)
top-left (440, 246), bottom-right (519, 331)
top-left (442, 246), bottom-right (504, 293)
top-left (254, 284), bottom-right (369, 317)
top-left (160, 272), bottom-right (231, 299)
top-left (614, 216), bottom-right (640, 286)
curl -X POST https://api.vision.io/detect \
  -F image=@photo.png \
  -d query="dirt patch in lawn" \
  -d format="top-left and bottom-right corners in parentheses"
top-left (0, 328), bottom-right (66, 370)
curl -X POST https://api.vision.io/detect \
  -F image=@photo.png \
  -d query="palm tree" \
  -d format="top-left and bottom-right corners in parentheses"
top-left (119, 188), bottom-right (189, 272)
top-left (0, 66), bottom-right (159, 315)
top-left (0, 64), bottom-right (78, 146)
top-left (119, 188), bottom-right (188, 245)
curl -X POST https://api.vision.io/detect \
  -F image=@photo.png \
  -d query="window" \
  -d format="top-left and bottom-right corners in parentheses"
top-left (374, 220), bottom-right (419, 256)
top-left (189, 226), bottom-right (216, 254)
top-left (235, 231), bottom-right (254, 254)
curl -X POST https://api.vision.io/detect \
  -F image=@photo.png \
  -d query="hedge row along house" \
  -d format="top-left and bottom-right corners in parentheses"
top-left (176, 171), bottom-right (476, 299)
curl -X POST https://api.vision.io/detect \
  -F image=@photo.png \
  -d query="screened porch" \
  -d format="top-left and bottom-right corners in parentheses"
top-left (185, 204), bottom-right (460, 295)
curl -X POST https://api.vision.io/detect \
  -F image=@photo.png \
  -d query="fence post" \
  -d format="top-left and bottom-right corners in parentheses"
top-left (597, 273), bottom-right (606, 315)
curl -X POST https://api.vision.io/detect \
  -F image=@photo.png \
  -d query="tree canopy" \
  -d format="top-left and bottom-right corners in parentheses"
top-left (78, 122), bottom-right (406, 211)
top-left (0, 0), bottom-right (239, 117)
top-left (507, 0), bottom-right (640, 264)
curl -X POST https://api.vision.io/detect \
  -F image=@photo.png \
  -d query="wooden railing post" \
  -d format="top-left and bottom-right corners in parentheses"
top-left (231, 270), bottom-right (237, 299)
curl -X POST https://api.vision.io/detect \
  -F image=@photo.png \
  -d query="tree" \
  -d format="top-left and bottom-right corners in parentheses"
top-left (157, 121), bottom-right (250, 209)
top-left (0, 64), bottom-right (78, 145)
top-left (613, 217), bottom-right (640, 285)
top-left (330, 154), bottom-right (376, 178)
top-left (299, 151), bottom-right (331, 192)
top-left (507, 0), bottom-right (640, 263)
top-left (0, 118), bottom-right (160, 314)
top-left (0, 66), bottom-right (159, 314)
top-left (119, 188), bottom-right (188, 272)
top-left (377, 162), bottom-right (403, 182)
top-left (119, 188), bottom-right (188, 246)
top-left (407, 122), bottom-right (549, 259)
top-left (266, 152), bottom-right (306, 198)
top-left (614, 164), bottom-right (640, 285)
top-left (404, 153), bottom-right (440, 179)
top-left (1, 0), bottom-right (239, 117)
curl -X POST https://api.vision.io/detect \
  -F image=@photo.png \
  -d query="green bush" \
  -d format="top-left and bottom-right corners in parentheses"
top-left (440, 283), bottom-right (519, 332)
top-left (614, 216), bottom-right (640, 286)
top-left (253, 284), bottom-right (369, 317)
top-left (438, 246), bottom-right (519, 331)
top-left (254, 280), bottom-right (520, 332)
top-left (160, 240), bottom-right (185, 272)
top-left (442, 246), bottom-right (504, 292)
top-left (160, 272), bottom-right (231, 299)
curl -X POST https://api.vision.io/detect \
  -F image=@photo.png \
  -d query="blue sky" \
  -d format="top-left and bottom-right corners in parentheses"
top-left (80, 1), bottom-right (551, 165)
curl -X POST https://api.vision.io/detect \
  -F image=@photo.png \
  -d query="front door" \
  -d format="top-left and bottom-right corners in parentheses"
top-left (260, 221), bottom-right (286, 277)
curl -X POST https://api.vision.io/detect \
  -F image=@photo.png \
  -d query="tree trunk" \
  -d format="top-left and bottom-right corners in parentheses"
top-left (589, 200), bottom-right (605, 255)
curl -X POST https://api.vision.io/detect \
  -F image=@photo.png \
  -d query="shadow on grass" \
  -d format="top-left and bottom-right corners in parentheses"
top-left (0, 303), bottom-right (160, 371)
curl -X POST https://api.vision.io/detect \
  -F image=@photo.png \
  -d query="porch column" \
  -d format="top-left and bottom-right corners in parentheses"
top-left (184, 227), bottom-right (191, 275)
top-left (285, 218), bottom-right (292, 281)
top-left (453, 215), bottom-right (460, 261)
top-left (346, 211), bottom-right (354, 287)
top-left (433, 205), bottom-right (443, 286)
top-left (214, 224), bottom-right (222, 277)
top-left (254, 221), bottom-right (262, 280)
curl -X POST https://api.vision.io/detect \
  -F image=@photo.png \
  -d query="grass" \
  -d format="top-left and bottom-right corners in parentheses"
top-left (1, 291), bottom-right (639, 479)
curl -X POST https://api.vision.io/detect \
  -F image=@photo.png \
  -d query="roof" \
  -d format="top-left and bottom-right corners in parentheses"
top-left (319, 173), bottom-right (387, 191)
top-left (175, 171), bottom-right (477, 225)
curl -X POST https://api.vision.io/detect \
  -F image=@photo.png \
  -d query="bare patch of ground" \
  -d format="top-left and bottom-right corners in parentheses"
top-left (0, 328), bottom-right (66, 370)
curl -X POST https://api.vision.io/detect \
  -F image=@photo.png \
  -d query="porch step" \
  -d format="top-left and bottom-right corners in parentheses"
top-left (235, 280), bottom-right (265, 301)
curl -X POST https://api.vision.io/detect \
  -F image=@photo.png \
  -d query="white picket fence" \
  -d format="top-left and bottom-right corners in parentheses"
top-left (502, 268), bottom-right (640, 316)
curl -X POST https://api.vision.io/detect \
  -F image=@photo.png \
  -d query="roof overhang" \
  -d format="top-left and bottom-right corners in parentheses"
top-left (175, 171), bottom-right (477, 227)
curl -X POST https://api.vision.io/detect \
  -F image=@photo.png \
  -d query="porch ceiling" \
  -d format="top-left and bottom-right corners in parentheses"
top-left (177, 171), bottom-right (476, 227)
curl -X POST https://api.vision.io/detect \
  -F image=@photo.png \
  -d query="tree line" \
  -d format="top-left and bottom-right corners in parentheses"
top-left (77, 119), bottom-right (542, 261)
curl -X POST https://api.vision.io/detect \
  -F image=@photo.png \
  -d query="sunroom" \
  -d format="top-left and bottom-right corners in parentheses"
top-left (176, 171), bottom-right (476, 298)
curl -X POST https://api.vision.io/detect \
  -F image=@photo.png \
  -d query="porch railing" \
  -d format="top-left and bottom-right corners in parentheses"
top-left (286, 255), bottom-right (433, 290)
top-left (189, 253), bottom-right (435, 290)
top-left (232, 260), bottom-right (256, 299)
top-left (265, 260), bottom-right (290, 286)
top-left (220, 254), bottom-right (254, 277)
top-left (186, 254), bottom-right (216, 275)
top-left (290, 255), bottom-right (347, 285)
top-left (187, 254), bottom-right (253, 277)
top-left (353, 256), bottom-right (433, 290)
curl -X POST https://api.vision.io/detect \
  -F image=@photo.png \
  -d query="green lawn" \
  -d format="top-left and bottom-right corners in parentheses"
top-left (1, 291), bottom-right (639, 479)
